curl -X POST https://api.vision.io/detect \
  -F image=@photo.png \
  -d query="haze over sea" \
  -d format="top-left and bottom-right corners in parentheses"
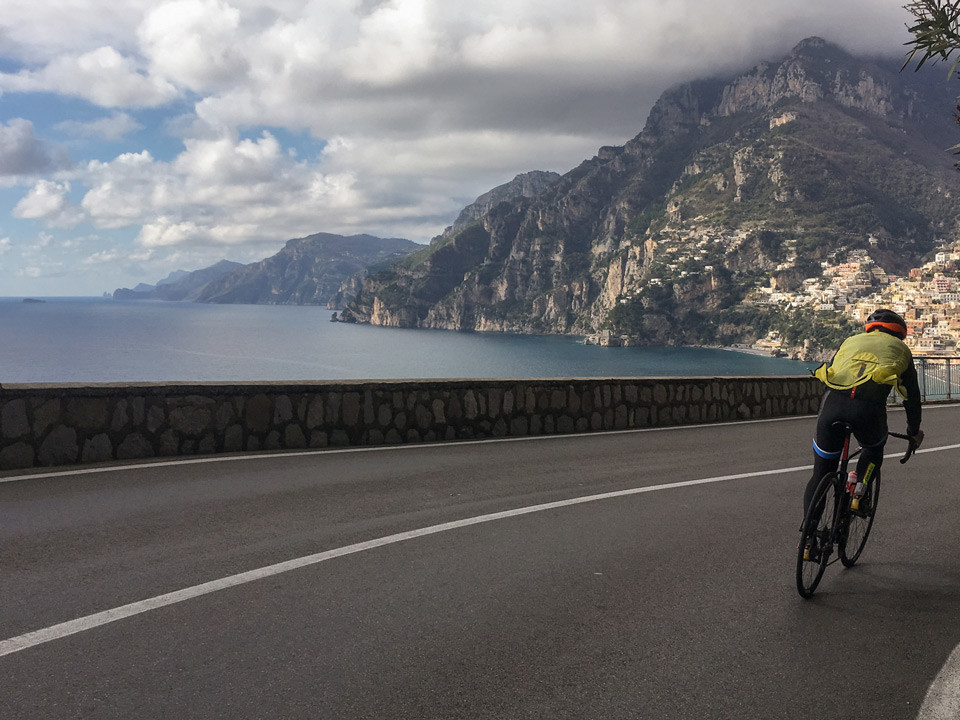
top-left (1, 298), bottom-right (813, 384)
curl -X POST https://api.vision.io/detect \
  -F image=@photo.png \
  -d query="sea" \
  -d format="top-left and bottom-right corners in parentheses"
top-left (0, 297), bottom-right (815, 383)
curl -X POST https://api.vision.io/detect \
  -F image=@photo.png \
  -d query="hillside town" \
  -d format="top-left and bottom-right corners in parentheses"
top-left (752, 238), bottom-right (960, 357)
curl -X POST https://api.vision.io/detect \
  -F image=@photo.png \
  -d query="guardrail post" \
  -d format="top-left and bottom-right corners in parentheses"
top-left (920, 358), bottom-right (928, 402)
top-left (948, 358), bottom-right (953, 401)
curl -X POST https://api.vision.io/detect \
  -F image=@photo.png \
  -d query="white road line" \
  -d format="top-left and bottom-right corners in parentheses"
top-left (918, 644), bottom-right (960, 719)
top-left (2, 440), bottom-right (958, 660)
top-left (1, 462), bottom-right (812, 658)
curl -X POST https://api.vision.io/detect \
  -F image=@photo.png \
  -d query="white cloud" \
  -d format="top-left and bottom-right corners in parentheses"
top-left (13, 180), bottom-right (83, 227)
top-left (0, 237), bottom-right (12, 256)
top-left (139, 0), bottom-right (249, 92)
top-left (56, 112), bottom-right (144, 141)
top-left (342, 0), bottom-right (441, 85)
top-left (136, 218), bottom-right (205, 248)
top-left (83, 247), bottom-right (130, 265)
top-left (0, 46), bottom-right (178, 107)
top-left (0, 119), bottom-right (71, 176)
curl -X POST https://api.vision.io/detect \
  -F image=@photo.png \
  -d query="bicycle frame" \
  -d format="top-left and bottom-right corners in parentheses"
top-left (796, 425), bottom-right (916, 598)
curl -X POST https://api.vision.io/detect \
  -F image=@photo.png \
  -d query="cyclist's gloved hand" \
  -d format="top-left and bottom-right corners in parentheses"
top-left (909, 429), bottom-right (924, 449)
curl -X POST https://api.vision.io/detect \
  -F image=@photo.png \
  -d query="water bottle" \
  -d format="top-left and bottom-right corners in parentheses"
top-left (849, 471), bottom-right (865, 511)
top-left (846, 470), bottom-right (858, 495)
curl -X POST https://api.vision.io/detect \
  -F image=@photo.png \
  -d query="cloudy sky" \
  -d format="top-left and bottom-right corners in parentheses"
top-left (0, 0), bottom-right (921, 296)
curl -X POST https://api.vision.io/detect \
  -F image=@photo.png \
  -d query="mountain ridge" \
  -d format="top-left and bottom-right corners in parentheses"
top-left (336, 37), bottom-right (960, 349)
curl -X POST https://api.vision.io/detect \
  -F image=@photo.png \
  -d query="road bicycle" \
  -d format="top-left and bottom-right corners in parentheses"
top-left (796, 423), bottom-right (916, 599)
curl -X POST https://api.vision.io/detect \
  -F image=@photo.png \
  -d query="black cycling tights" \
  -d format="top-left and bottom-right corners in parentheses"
top-left (803, 391), bottom-right (887, 515)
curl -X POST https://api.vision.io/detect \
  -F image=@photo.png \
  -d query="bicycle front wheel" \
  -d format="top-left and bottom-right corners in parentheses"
top-left (796, 472), bottom-right (840, 599)
top-left (840, 470), bottom-right (881, 567)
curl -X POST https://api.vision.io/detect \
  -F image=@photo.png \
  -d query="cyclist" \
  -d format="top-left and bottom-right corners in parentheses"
top-left (804, 308), bottom-right (924, 515)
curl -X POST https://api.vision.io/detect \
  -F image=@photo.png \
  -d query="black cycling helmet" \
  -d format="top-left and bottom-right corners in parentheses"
top-left (865, 308), bottom-right (908, 340)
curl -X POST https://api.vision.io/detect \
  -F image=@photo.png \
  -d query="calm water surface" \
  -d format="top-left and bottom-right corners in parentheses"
top-left (0, 298), bottom-right (814, 383)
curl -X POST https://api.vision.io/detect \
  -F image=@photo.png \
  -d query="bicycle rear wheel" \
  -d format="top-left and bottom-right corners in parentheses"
top-left (796, 472), bottom-right (840, 598)
top-left (839, 470), bottom-right (881, 567)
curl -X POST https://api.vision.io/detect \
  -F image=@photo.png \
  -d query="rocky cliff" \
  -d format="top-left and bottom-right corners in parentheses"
top-left (195, 233), bottom-right (420, 306)
top-left (338, 38), bottom-right (960, 345)
top-left (114, 260), bottom-right (243, 301)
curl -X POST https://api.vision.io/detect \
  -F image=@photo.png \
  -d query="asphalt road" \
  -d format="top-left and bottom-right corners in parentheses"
top-left (2, 404), bottom-right (959, 719)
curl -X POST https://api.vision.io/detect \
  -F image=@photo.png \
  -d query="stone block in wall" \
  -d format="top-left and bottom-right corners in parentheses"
top-left (326, 393), bottom-right (342, 425)
top-left (118, 432), bottom-right (153, 460)
top-left (66, 398), bottom-right (109, 431)
top-left (34, 399), bottom-right (60, 437)
top-left (1, 399), bottom-right (29, 440)
top-left (82, 434), bottom-right (113, 463)
top-left (306, 397), bottom-right (325, 428)
top-left (580, 388), bottom-right (593, 413)
top-left (170, 406), bottom-right (212, 437)
top-left (264, 431), bottom-right (282, 450)
top-left (224, 425), bottom-right (243, 452)
top-left (284, 425), bottom-right (306, 449)
top-left (274, 395), bottom-right (294, 424)
top-left (653, 385), bottom-right (667, 405)
top-left (112, 401), bottom-right (130, 432)
top-left (342, 393), bottom-right (361, 425)
top-left (384, 428), bottom-right (401, 444)
top-left (38, 426), bottom-right (78, 466)
top-left (310, 430), bottom-right (329, 448)
top-left (503, 390), bottom-right (515, 415)
top-left (216, 402), bottom-right (235, 432)
top-left (446, 394), bottom-right (462, 421)
top-left (131, 397), bottom-right (145, 426)
top-left (557, 416), bottom-right (574, 433)
top-left (432, 399), bottom-right (445, 425)
top-left (488, 388), bottom-right (503, 418)
top-left (463, 391), bottom-right (478, 420)
top-left (331, 429), bottom-right (349, 446)
top-left (0, 442), bottom-right (34, 470)
top-left (246, 394), bottom-right (272, 433)
top-left (364, 392), bottom-right (376, 424)
top-left (615, 405), bottom-right (628, 429)
top-left (567, 388), bottom-right (580, 414)
top-left (159, 430), bottom-right (179, 456)
top-left (199, 434), bottom-right (217, 455)
top-left (510, 417), bottom-right (528, 435)
top-left (146, 405), bottom-right (165, 433)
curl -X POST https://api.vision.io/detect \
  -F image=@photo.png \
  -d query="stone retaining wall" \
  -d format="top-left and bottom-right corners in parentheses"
top-left (0, 377), bottom-right (824, 471)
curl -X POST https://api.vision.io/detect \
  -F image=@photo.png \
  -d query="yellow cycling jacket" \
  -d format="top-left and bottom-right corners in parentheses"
top-left (813, 331), bottom-right (913, 399)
